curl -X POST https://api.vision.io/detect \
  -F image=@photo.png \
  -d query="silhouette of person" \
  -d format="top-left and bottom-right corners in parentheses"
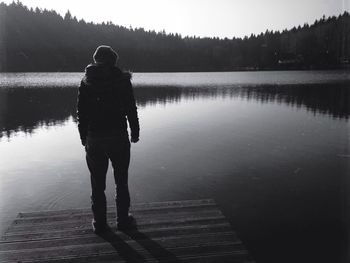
top-left (77, 45), bottom-right (139, 233)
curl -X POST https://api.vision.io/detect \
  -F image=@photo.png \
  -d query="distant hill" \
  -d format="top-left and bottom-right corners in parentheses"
top-left (0, 1), bottom-right (349, 72)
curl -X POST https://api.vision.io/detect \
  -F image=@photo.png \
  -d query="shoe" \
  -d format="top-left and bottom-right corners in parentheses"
top-left (117, 214), bottom-right (136, 231)
top-left (92, 220), bottom-right (110, 234)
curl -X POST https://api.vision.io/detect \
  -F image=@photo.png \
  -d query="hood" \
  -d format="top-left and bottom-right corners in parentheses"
top-left (82, 63), bottom-right (131, 89)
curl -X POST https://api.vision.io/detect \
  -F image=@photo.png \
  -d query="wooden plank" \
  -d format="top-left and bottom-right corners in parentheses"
top-left (0, 233), bottom-right (241, 258)
top-left (11, 205), bottom-right (220, 226)
top-left (2, 222), bottom-right (232, 243)
top-left (18, 199), bottom-right (216, 218)
top-left (0, 232), bottom-right (238, 251)
top-left (2, 251), bottom-right (252, 263)
top-left (7, 213), bottom-right (226, 232)
top-left (0, 241), bottom-right (244, 262)
top-left (6, 215), bottom-right (227, 234)
top-left (5, 209), bottom-right (223, 237)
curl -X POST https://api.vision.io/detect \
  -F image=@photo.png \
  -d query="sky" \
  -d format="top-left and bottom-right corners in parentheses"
top-left (3, 0), bottom-right (350, 38)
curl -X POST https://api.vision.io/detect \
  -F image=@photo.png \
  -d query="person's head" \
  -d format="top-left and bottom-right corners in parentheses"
top-left (93, 45), bottom-right (119, 66)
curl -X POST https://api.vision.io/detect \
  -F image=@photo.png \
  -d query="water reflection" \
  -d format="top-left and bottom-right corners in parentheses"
top-left (134, 84), bottom-right (350, 120)
top-left (0, 83), bottom-right (349, 139)
top-left (0, 87), bottom-right (78, 138)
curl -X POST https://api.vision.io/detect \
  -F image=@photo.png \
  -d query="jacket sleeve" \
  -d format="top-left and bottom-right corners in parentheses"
top-left (124, 80), bottom-right (140, 139)
top-left (76, 80), bottom-right (89, 145)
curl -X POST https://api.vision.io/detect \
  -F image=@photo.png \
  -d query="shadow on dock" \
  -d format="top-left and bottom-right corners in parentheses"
top-left (99, 227), bottom-right (180, 262)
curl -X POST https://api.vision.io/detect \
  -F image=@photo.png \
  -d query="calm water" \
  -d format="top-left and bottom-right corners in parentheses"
top-left (0, 71), bottom-right (349, 262)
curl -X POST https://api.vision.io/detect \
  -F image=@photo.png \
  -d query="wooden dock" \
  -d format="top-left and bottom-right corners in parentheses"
top-left (0, 199), bottom-right (254, 262)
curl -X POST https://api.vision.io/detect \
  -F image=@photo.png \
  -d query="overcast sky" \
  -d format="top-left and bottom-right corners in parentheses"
top-left (4, 0), bottom-right (349, 38)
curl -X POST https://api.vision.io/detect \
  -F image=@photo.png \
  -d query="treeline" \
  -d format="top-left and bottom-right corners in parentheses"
top-left (0, 1), bottom-right (349, 72)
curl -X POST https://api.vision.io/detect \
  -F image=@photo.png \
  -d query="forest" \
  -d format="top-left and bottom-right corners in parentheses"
top-left (0, 1), bottom-right (349, 72)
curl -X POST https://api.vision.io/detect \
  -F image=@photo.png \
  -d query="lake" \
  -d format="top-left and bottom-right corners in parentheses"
top-left (0, 71), bottom-right (349, 262)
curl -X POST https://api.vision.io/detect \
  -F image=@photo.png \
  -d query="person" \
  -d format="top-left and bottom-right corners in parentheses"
top-left (76, 45), bottom-right (139, 233)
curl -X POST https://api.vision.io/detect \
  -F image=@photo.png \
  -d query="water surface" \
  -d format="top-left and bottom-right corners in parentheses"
top-left (0, 71), bottom-right (349, 262)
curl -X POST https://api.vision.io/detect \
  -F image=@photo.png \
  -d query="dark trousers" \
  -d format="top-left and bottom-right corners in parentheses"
top-left (85, 133), bottom-right (131, 226)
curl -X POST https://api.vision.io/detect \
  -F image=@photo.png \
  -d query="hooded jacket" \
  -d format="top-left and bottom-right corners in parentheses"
top-left (77, 63), bottom-right (139, 145)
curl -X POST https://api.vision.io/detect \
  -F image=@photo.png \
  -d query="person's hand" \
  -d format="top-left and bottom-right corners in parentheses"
top-left (131, 137), bottom-right (139, 143)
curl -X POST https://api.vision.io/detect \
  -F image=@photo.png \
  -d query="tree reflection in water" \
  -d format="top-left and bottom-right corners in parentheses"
top-left (0, 83), bottom-right (348, 139)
